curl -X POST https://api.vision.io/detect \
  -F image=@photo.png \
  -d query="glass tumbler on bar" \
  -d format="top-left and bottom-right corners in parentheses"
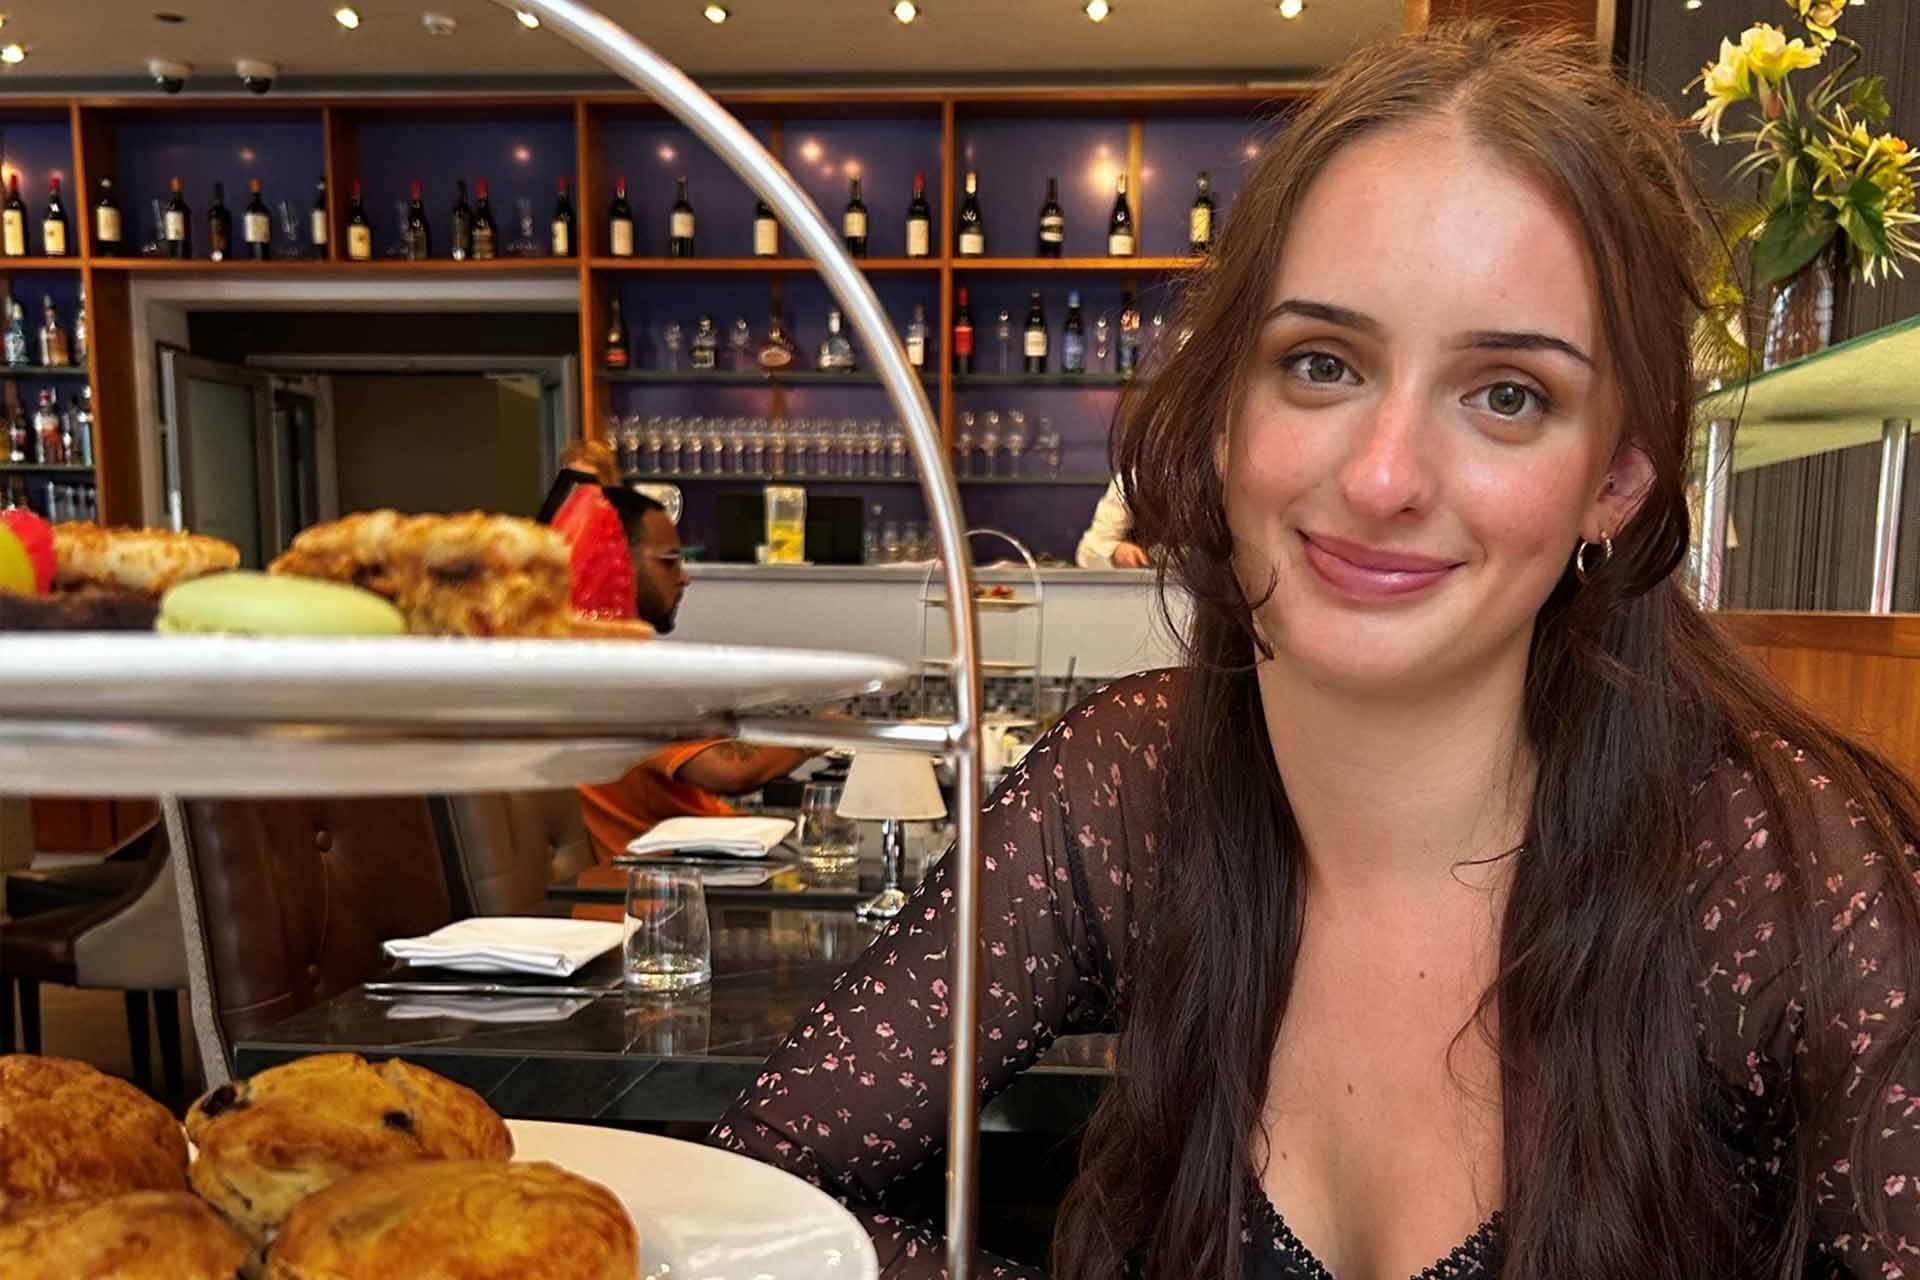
top-left (800, 779), bottom-right (859, 873)
top-left (624, 865), bottom-right (712, 993)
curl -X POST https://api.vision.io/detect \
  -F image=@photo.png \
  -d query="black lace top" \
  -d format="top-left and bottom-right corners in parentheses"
top-left (711, 670), bottom-right (1920, 1278)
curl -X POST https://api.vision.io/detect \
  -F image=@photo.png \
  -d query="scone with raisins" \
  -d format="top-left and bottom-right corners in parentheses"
top-left (0, 1054), bottom-right (189, 1218)
top-left (184, 1053), bottom-right (511, 1249)
top-left (0, 1191), bottom-right (252, 1279)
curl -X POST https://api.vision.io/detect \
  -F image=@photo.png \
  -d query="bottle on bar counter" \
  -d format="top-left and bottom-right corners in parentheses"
top-left (41, 177), bottom-right (69, 257)
top-left (38, 295), bottom-right (67, 368)
top-left (346, 181), bottom-right (373, 261)
top-left (608, 176), bottom-right (635, 257)
top-left (7, 393), bottom-right (27, 464)
top-left (4, 299), bottom-right (28, 367)
top-left (243, 179), bottom-right (272, 260)
top-left (551, 177), bottom-right (575, 256)
top-left (164, 178), bottom-right (191, 259)
top-left (1190, 171), bottom-right (1215, 255)
top-left (1037, 177), bottom-right (1064, 258)
top-left (906, 303), bottom-right (927, 370)
top-left (95, 179), bottom-right (124, 257)
top-left (906, 171), bottom-right (931, 258)
top-left (605, 297), bottom-right (630, 369)
top-left (2, 175), bottom-right (26, 257)
top-left (207, 182), bottom-right (232, 262)
top-left (450, 180), bottom-right (474, 261)
top-left (310, 177), bottom-right (329, 255)
top-left (70, 385), bottom-right (94, 467)
top-left (956, 171), bottom-right (985, 257)
top-left (34, 390), bottom-right (59, 465)
top-left (843, 177), bottom-right (868, 258)
top-left (690, 314), bottom-right (717, 369)
top-left (1023, 289), bottom-right (1048, 374)
top-left (71, 285), bottom-right (86, 365)
top-left (669, 177), bottom-right (695, 258)
top-left (1117, 289), bottom-right (1142, 376)
top-left (752, 197), bottom-right (778, 258)
top-left (1107, 173), bottom-right (1134, 257)
top-left (1062, 290), bottom-right (1086, 374)
top-left (404, 181), bottom-right (430, 260)
top-left (952, 286), bottom-right (975, 374)
top-left (472, 180), bottom-right (497, 260)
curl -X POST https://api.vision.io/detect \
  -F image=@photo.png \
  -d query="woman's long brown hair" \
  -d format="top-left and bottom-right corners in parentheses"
top-left (1051, 21), bottom-right (1920, 1280)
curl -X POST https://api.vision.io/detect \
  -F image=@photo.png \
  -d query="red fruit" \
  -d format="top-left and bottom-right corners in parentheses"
top-left (551, 485), bottom-right (636, 620)
top-left (0, 508), bottom-right (54, 595)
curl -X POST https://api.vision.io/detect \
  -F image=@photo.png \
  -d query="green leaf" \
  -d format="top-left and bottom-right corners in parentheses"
top-left (1849, 75), bottom-right (1892, 123)
top-left (1837, 177), bottom-right (1890, 260)
top-left (1753, 203), bottom-right (1838, 284)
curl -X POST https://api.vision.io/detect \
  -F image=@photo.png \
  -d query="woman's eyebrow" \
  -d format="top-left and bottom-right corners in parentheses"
top-left (1456, 329), bottom-right (1594, 368)
top-left (1259, 298), bottom-right (1382, 335)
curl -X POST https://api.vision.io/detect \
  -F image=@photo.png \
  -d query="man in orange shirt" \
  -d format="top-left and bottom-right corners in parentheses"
top-left (576, 489), bottom-right (819, 863)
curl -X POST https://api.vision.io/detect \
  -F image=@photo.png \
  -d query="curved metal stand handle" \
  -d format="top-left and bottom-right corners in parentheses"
top-left (494, 3), bottom-right (986, 1273)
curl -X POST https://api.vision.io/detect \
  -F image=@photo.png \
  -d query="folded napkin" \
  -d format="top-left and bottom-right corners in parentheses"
top-left (385, 995), bottom-right (595, 1024)
top-left (382, 917), bottom-right (623, 978)
top-left (626, 815), bottom-right (796, 860)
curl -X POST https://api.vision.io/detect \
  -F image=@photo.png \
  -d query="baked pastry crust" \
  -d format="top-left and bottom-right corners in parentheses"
top-left (184, 1054), bottom-right (512, 1248)
top-left (0, 1190), bottom-right (251, 1279)
top-left (52, 523), bottom-right (240, 595)
top-left (0, 1054), bottom-right (189, 1218)
top-left (269, 510), bottom-right (571, 637)
top-left (265, 1158), bottom-right (637, 1280)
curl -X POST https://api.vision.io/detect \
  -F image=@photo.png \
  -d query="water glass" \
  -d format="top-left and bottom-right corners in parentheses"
top-left (956, 412), bottom-right (975, 478)
top-left (643, 416), bottom-right (667, 472)
top-left (799, 779), bottom-right (859, 872)
top-left (623, 866), bottom-right (712, 993)
top-left (1005, 411), bottom-right (1028, 478)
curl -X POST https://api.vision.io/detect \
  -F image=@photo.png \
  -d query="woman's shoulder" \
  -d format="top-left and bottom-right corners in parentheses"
top-left (1018, 669), bottom-right (1184, 780)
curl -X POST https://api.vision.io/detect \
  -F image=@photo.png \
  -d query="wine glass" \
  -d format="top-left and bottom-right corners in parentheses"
top-left (814, 421), bottom-right (836, 478)
top-left (863, 419), bottom-right (886, 478)
top-left (663, 322), bottom-right (684, 372)
top-left (881, 520), bottom-right (902, 563)
top-left (644, 416), bottom-right (667, 473)
top-left (1004, 411), bottom-right (1029, 479)
top-left (1039, 418), bottom-right (1063, 479)
top-left (746, 418), bottom-right (769, 476)
top-left (729, 317), bottom-right (752, 371)
top-left (707, 419), bottom-right (728, 475)
top-left (769, 420), bottom-right (789, 477)
top-left (978, 411), bottom-right (1002, 479)
top-left (837, 418), bottom-right (861, 478)
top-left (728, 417), bottom-right (749, 474)
top-left (887, 423), bottom-right (908, 478)
top-left (617, 414), bottom-right (642, 474)
top-left (510, 197), bottom-right (538, 257)
top-left (684, 416), bottom-right (707, 475)
top-left (662, 418), bottom-right (685, 476)
top-left (276, 201), bottom-right (305, 260)
top-left (956, 412), bottom-right (975, 478)
top-left (995, 309), bottom-right (1012, 374)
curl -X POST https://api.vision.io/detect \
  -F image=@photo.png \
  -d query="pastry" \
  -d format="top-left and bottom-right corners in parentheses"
top-left (265, 1158), bottom-right (637, 1280)
top-left (0, 1054), bottom-right (189, 1218)
top-left (0, 1191), bottom-right (251, 1279)
top-left (185, 1053), bottom-right (512, 1248)
top-left (52, 522), bottom-right (242, 596)
top-left (157, 571), bottom-right (406, 636)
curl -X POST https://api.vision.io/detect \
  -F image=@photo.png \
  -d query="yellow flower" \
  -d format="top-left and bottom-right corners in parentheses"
top-left (1691, 37), bottom-right (1754, 142)
top-left (1787, 0), bottom-right (1841, 43)
top-left (1743, 23), bottom-right (1823, 82)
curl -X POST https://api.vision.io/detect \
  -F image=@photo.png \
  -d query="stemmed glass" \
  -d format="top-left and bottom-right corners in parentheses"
top-left (662, 418), bottom-right (685, 476)
top-left (837, 418), bottom-right (862, 477)
top-left (727, 417), bottom-right (750, 475)
top-left (785, 419), bottom-right (808, 477)
top-left (1004, 411), bottom-right (1029, 480)
top-left (707, 419), bottom-right (728, 475)
top-left (863, 420), bottom-right (886, 479)
top-left (887, 423), bottom-right (909, 479)
top-left (955, 412), bottom-right (975, 478)
top-left (995, 309), bottom-right (1012, 374)
top-left (769, 420), bottom-right (789, 477)
top-left (617, 414), bottom-right (642, 474)
top-left (729, 317), bottom-right (752, 372)
top-left (644, 416), bottom-right (667, 473)
top-left (814, 421), bottom-right (836, 478)
top-left (663, 322), bottom-right (684, 372)
top-left (684, 416), bottom-right (707, 475)
top-left (978, 411), bottom-right (1002, 480)
top-left (1039, 418), bottom-right (1063, 479)
top-left (746, 418), bottom-right (768, 476)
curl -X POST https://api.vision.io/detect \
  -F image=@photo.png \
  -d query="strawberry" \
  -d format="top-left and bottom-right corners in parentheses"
top-left (0, 508), bottom-right (54, 595)
top-left (550, 484), bottom-right (636, 619)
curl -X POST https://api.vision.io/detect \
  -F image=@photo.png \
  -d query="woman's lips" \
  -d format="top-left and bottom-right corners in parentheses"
top-left (1300, 532), bottom-right (1459, 600)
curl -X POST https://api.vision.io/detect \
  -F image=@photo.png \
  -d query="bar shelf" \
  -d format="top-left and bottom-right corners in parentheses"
top-left (951, 255), bottom-right (1199, 272)
top-left (590, 256), bottom-right (938, 272)
top-left (1, 366), bottom-right (88, 379)
top-left (620, 470), bottom-right (1108, 487)
top-left (605, 368), bottom-right (937, 386)
top-left (0, 463), bottom-right (95, 475)
top-left (955, 372), bottom-right (1138, 388)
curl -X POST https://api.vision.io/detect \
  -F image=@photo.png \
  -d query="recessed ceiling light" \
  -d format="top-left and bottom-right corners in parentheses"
top-left (1084, 0), bottom-right (1110, 21)
top-left (704, 3), bottom-right (729, 22)
top-left (514, 9), bottom-right (540, 27)
top-left (1683, 0), bottom-right (1701, 7)
top-left (333, 6), bottom-right (361, 29)
top-left (153, 12), bottom-right (188, 23)
top-left (1277, 0), bottom-right (1303, 16)
top-left (0, 44), bottom-right (24, 64)
top-left (893, 0), bottom-right (918, 21)
top-left (421, 11), bottom-right (457, 35)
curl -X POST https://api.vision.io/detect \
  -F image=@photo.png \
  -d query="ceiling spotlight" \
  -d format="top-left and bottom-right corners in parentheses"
top-left (1277, 0), bottom-right (1303, 16)
top-left (893, 0), bottom-right (918, 20)
top-left (333, 6), bottom-right (361, 28)
top-left (704, 3), bottom-right (729, 21)
top-left (514, 9), bottom-right (540, 27)
top-left (152, 10), bottom-right (188, 21)
top-left (421, 11), bottom-right (457, 35)
top-left (1683, 0), bottom-right (1702, 7)
top-left (0, 44), bottom-right (24, 64)
top-left (1085, 0), bottom-right (1110, 20)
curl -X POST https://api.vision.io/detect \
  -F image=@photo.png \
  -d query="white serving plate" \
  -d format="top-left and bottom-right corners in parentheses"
top-left (507, 1120), bottom-right (879, 1280)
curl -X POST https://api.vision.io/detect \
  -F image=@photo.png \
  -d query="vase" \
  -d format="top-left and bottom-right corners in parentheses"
top-left (1763, 238), bottom-right (1851, 369)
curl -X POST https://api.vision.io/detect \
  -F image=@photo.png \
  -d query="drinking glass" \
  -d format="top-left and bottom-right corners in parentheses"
top-left (1005, 411), bottom-right (1029, 479)
top-left (863, 419), bottom-right (886, 478)
top-left (729, 317), bottom-right (752, 371)
top-left (978, 411), bottom-right (1002, 479)
top-left (769, 421), bottom-right (789, 477)
top-left (814, 422), bottom-right (836, 478)
top-left (387, 202), bottom-right (409, 259)
top-left (799, 779), bottom-right (859, 873)
top-left (1039, 419), bottom-right (1063, 479)
top-left (887, 424), bottom-right (908, 478)
top-left (746, 418), bottom-right (769, 475)
top-left (727, 417), bottom-right (750, 474)
top-left (644, 416), bottom-right (667, 473)
top-left (707, 419), bottom-right (728, 475)
top-left (956, 412), bottom-right (975, 478)
top-left (995, 309), bottom-right (1012, 373)
top-left (882, 520), bottom-right (902, 563)
top-left (617, 414), bottom-right (642, 474)
top-left (904, 520), bottom-right (928, 562)
top-left (663, 322), bottom-right (684, 371)
top-left (1094, 313), bottom-right (1112, 367)
top-left (276, 201), bottom-right (304, 260)
top-left (623, 866), bottom-right (712, 993)
top-left (837, 418), bottom-right (862, 477)
top-left (511, 197), bottom-right (538, 257)
top-left (785, 419), bottom-right (808, 477)
top-left (143, 199), bottom-right (164, 256)
top-left (684, 417), bottom-right (707, 474)
top-left (662, 418), bottom-right (685, 475)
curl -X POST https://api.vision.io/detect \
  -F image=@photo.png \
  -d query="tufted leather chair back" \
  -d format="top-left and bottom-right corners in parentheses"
top-left (438, 791), bottom-right (595, 917)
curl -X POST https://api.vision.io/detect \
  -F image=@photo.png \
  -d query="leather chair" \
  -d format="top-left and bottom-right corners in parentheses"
top-left (437, 791), bottom-right (595, 917)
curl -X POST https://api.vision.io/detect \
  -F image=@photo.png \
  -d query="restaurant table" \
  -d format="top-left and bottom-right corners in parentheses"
top-left (231, 900), bottom-right (1115, 1134)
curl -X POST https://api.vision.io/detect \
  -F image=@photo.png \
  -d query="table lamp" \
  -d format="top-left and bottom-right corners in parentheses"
top-left (837, 748), bottom-right (946, 919)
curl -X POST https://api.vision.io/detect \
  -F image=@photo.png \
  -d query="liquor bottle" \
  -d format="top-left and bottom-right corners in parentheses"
top-left (472, 180), bottom-right (497, 260)
top-left (70, 285), bottom-right (86, 365)
top-left (1036, 177), bottom-right (1064, 258)
top-left (207, 182), bottom-right (232, 262)
top-left (669, 177), bottom-right (695, 258)
top-left (752, 198), bottom-right (778, 258)
top-left (94, 179), bottom-right (125, 256)
top-left (690, 314), bottom-right (718, 369)
top-left (33, 391), bottom-right (58, 465)
top-left (2, 176), bottom-right (25, 257)
top-left (404, 181), bottom-right (430, 260)
top-left (952, 286), bottom-right (975, 375)
top-left (243, 179), bottom-right (272, 260)
top-left (41, 177), bottom-right (69, 257)
top-left (906, 171), bottom-right (931, 259)
top-left (310, 177), bottom-right (329, 255)
top-left (956, 171), bottom-right (985, 257)
top-left (1117, 290), bottom-right (1141, 376)
top-left (605, 297), bottom-right (630, 369)
top-left (7, 394), bottom-right (26, 464)
top-left (905, 303), bottom-right (927, 370)
top-left (607, 176), bottom-right (635, 257)
top-left (449, 181), bottom-right (474, 260)
top-left (1106, 174), bottom-right (1134, 257)
top-left (1190, 171), bottom-right (1215, 255)
top-left (3, 300), bottom-right (27, 366)
top-left (346, 181), bottom-right (373, 261)
top-left (1022, 290), bottom-right (1048, 374)
top-left (1062, 290), bottom-right (1086, 374)
top-left (757, 310), bottom-right (796, 368)
top-left (163, 177), bottom-right (191, 258)
top-left (70, 385), bottom-right (93, 467)
top-left (551, 176), bottom-right (575, 257)
top-left (38, 295), bottom-right (68, 368)
top-left (843, 177), bottom-right (868, 257)
top-left (818, 309), bottom-right (855, 372)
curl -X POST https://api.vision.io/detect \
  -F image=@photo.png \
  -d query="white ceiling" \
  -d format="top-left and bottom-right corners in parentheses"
top-left (0, 0), bottom-right (1402, 89)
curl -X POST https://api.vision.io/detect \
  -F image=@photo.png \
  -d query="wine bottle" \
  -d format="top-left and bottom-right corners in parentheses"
top-left (207, 182), bottom-right (232, 262)
top-left (346, 181), bottom-right (373, 261)
top-left (952, 285), bottom-right (975, 375)
top-left (450, 180), bottom-right (474, 261)
top-left (1190, 171), bottom-right (1215, 255)
top-left (1106, 173), bottom-right (1134, 257)
top-left (1117, 290), bottom-right (1141, 376)
top-left (1, 175), bottom-right (25, 257)
top-left (94, 179), bottom-right (125, 257)
top-left (41, 177), bottom-right (69, 257)
top-left (3, 300), bottom-right (26, 366)
top-left (71, 284), bottom-right (86, 365)
top-left (605, 296), bottom-right (631, 369)
top-left (906, 303), bottom-right (927, 370)
top-left (551, 176), bottom-right (575, 257)
top-left (404, 180), bottom-right (430, 260)
top-left (752, 197), bottom-right (778, 258)
top-left (164, 178), bottom-right (191, 259)
top-left (669, 177), bottom-right (695, 258)
top-left (608, 176), bottom-right (635, 257)
top-left (1062, 290), bottom-right (1086, 374)
top-left (472, 180), bottom-right (497, 260)
top-left (1036, 177), bottom-right (1064, 258)
top-left (956, 171), bottom-right (985, 257)
top-left (310, 177), bottom-right (329, 254)
top-left (843, 177), bottom-right (868, 258)
top-left (1022, 289), bottom-right (1048, 374)
top-left (38, 294), bottom-right (68, 367)
top-left (243, 179), bottom-right (272, 260)
top-left (906, 171), bottom-right (931, 258)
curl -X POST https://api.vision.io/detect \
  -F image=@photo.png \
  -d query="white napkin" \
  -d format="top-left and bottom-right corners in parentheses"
top-left (625, 816), bottom-right (795, 859)
top-left (382, 917), bottom-right (623, 977)
top-left (385, 996), bottom-right (594, 1024)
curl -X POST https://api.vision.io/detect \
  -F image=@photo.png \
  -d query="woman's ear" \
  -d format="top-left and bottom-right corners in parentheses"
top-left (1588, 442), bottom-right (1655, 538)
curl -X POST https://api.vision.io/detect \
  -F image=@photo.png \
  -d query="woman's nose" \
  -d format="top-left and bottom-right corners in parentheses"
top-left (1338, 389), bottom-right (1435, 520)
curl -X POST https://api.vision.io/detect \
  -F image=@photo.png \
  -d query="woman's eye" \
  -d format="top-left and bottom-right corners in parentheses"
top-left (1282, 351), bottom-right (1355, 385)
top-left (1469, 381), bottom-right (1549, 418)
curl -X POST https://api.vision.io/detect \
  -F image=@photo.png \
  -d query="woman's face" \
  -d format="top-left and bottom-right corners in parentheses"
top-left (1221, 123), bottom-right (1648, 699)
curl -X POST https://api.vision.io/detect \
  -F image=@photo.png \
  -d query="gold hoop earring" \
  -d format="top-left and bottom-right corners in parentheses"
top-left (1574, 531), bottom-right (1613, 583)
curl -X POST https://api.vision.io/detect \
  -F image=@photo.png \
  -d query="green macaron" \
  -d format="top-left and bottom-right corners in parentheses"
top-left (157, 570), bottom-right (406, 637)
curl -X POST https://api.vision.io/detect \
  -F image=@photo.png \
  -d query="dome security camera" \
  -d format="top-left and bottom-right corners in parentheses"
top-left (147, 57), bottom-right (192, 94)
top-left (236, 59), bottom-right (277, 95)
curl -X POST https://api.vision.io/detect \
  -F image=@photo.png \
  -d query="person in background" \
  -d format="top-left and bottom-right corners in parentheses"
top-left (535, 438), bottom-right (621, 524)
top-left (576, 487), bottom-right (820, 862)
top-left (1075, 475), bottom-right (1150, 568)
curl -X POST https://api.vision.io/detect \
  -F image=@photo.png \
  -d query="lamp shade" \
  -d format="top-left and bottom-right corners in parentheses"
top-left (837, 750), bottom-right (947, 821)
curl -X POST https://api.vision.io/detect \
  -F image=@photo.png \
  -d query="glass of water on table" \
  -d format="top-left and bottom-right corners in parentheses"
top-left (623, 866), bottom-right (711, 993)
